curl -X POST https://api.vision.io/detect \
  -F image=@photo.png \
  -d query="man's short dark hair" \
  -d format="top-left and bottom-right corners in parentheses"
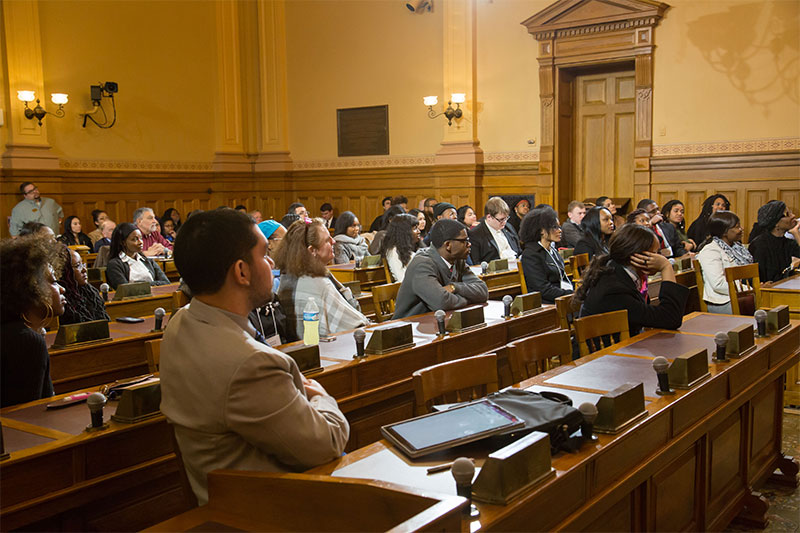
top-left (19, 221), bottom-right (47, 237)
top-left (636, 198), bottom-right (655, 210)
top-left (391, 195), bottom-right (408, 206)
top-left (91, 209), bottom-right (107, 224)
top-left (19, 182), bottom-right (34, 195)
top-left (287, 202), bottom-right (305, 214)
top-left (430, 219), bottom-right (467, 248)
top-left (381, 196), bottom-right (392, 205)
top-left (173, 209), bottom-right (259, 295)
top-left (234, 205), bottom-right (247, 211)
top-left (320, 203), bottom-right (333, 212)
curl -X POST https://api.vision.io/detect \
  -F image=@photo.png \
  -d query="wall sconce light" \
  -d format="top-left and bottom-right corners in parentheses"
top-left (17, 91), bottom-right (68, 126)
top-left (423, 93), bottom-right (465, 125)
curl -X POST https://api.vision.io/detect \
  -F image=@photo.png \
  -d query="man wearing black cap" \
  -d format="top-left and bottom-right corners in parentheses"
top-left (748, 200), bottom-right (800, 282)
top-left (422, 202), bottom-right (457, 246)
top-left (393, 219), bottom-right (488, 319)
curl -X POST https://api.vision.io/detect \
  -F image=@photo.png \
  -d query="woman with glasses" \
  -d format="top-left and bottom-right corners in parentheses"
top-left (519, 205), bottom-right (574, 304)
top-left (332, 211), bottom-right (369, 264)
top-left (380, 213), bottom-right (421, 282)
top-left (695, 211), bottom-right (752, 314)
top-left (574, 206), bottom-right (615, 260)
top-left (57, 246), bottom-right (109, 325)
top-left (275, 218), bottom-right (368, 342)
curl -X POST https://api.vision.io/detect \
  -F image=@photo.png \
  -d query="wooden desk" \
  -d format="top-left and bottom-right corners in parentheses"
top-left (309, 313), bottom-right (799, 532)
top-left (47, 315), bottom-right (168, 394)
top-left (152, 258), bottom-right (180, 281)
top-left (104, 282), bottom-right (179, 320)
top-left (762, 274), bottom-right (800, 406)
top-left (287, 301), bottom-right (559, 450)
top-left (329, 263), bottom-right (387, 290)
top-left (0, 385), bottom-right (189, 531)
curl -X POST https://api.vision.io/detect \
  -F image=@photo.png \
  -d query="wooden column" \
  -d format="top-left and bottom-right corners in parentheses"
top-left (1, 0), bottom-right (58, 170)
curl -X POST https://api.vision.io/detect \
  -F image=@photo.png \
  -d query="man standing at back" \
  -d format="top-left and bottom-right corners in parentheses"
top-left (9, 182), bottom-right (63, 237)
top-left (393, 219), bottom-right (488, 319)
top-left (160, 209), bottom-right (349, 505)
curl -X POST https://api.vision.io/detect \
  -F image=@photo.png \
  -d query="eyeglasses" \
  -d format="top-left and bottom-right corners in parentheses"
top-left (491, 215), bottom-right (508, 224)
top-left (23, 186), bottom-right (38, 195)
top-left (449, 237), bottom-right (470, 243)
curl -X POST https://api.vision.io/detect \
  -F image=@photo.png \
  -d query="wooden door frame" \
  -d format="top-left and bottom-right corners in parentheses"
top-left (522, 0), bottom-right (669, 214)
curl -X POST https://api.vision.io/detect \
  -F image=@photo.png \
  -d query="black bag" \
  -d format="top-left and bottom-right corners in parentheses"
top-left (483, 388), bottom-right (583, 454)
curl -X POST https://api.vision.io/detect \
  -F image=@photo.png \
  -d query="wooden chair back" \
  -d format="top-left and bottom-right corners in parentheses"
top-left (383, 260), bottom-right (393, 284)
top-left (724, 263), bottom-right (761, 316)
top-left (574, 309), bottom-right (630, 357)
top-left (555, 294), bottom-right (576, 333)
top-left (506, 329), bottom-right (572, 383)
top-left (569, 253), bottom-right (590, 282)
top-left (172, 289), bottom-right (191, 312)
top-left (144, 338), bottom-right (161, 373)
top-left (68, 245), bottom-right (90, 265)
top-left (371, 281), bottom-right (401, 323)
top-left (412, 353), bottom-right (499, 415)
top-left (692, 260), bottom-right (708, 312)
top-left (518, 261), bottom-right (528, 293)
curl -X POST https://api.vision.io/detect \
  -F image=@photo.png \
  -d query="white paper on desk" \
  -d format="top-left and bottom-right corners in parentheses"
top-left (332, 447), bottom-right (481, 496)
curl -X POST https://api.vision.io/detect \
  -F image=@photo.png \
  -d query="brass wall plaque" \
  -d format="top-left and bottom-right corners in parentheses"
top-left (487, 258), bottom-right (509, 273)
top-left (51, 319), bottom-right (111, 349)
top-left (594, 382), bottom-right (647, 434)
top-left (668, 349), bottom-right (710, 389)
top-left (112, 281), bottom-right (152, 301)
top-left (337, 104), bottom-right (389, 157)
top-left (472, 431), bottom-right (555, 505)
top-left (111, 382), bottom-right (161, 424)
top-left (727, 324), bottom-right (755, 358)
top-left (361, 254), bottom-right (383, 267)
top-left (767, 305), bottom-right (790, 334)
top-left (511, 292), bottom-right (542, 316)
top-left (446, 305), bottom-right (486, 333)
top-left (365, 323), bottom-right (415, 355)
top-left (282, 344), bottom-right (322, 375)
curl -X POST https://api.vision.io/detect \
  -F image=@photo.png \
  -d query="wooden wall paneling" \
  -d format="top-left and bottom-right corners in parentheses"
top-left (706, 408), bottom-right (746, 529)
top-left (579, 489), bottom-right (638, 533)
top-left (778, 187), bottom-right (800, 211)
top-left (648, 442), bottom-right (702, 532)
top-left (747, 380), bottom-right (781, 486)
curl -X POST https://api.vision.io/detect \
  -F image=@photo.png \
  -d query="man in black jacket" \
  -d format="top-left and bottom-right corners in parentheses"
top-left (468, 197), bottom-right (521, 265)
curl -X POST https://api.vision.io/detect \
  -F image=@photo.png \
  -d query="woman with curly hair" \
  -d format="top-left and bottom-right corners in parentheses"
top-left (1, 236), bottom-right (66, 407)
top-left (574, 224), bottom-right (689, 338)
top-left (274, 218), bottom-right (368, 341)
top-left (57, 215), bottom-right (93, 247)
top-left (687, 194), bottom-right (730, 244)
top-left (58, 246), bottom-right (110, 325)
top-left (380, 213), bottom-right (421, 282)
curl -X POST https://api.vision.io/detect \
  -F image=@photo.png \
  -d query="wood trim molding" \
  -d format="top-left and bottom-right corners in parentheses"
top-left (59, 159), bottom-right (214, 172)
top-left (652, 138), bottom-right (800, 157)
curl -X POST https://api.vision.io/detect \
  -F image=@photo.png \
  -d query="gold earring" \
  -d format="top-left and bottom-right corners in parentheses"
top-left (43, 302), bottom-right (54, 322)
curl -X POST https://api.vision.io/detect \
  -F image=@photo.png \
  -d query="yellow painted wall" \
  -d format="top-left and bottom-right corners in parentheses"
top-left (653, 0), bottom-right (800, 145)
top-left (36, 0), bottom-right (217, 163)
top-left (284, 0), bottom-right (444, 161)
top-left (476, 0), bottom-right (545, 155)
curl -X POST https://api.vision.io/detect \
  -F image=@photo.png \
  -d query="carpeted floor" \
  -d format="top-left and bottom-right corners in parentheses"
top-left (726, 410), bottom-right (799, 532)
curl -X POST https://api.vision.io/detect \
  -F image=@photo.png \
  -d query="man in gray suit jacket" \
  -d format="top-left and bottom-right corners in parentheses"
top-left (160, 209), bottom-right (349, 505)
top-left (393, 219), bottom-right (489, 319)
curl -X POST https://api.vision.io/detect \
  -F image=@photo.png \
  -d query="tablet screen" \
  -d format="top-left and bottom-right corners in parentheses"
top-left (382, 400), bottom-right (522, 457)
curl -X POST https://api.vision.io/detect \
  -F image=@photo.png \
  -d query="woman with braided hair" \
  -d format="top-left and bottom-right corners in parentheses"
top-left (58, 246), bottom-right (110, 325)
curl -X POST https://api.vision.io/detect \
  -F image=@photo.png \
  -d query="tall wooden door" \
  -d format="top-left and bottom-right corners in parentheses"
top-left (574, 69), bottom-right (635, 201)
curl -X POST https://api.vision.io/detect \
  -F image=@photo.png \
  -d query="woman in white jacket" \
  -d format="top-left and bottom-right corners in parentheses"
top-left (695, 211), bottom-right (752, 314)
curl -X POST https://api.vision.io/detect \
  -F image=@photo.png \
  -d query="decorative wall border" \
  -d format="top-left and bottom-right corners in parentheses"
top-left (60, 159), bottom-right (213, 172)
top-left (293, 155), bottom-right (435, 170)
top-left (651, 138), bottom-right (800, 157)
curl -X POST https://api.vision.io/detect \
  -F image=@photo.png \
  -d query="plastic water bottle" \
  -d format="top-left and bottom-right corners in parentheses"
top-left (303, 297), bottom-right (320, 346)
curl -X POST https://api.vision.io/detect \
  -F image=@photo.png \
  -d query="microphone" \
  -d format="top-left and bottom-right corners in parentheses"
top-left (754, 309), bottom-right (767, 337)
top-left (154, 307), bottom-right (166, 331)
top-left (451, 457), bottom-right (478, 518)
top-left (502, 294), bottom-right (513, 318)
top-left (353, 328), bottom-right (366, 358)
top-left (86, 392), bottom-right (107, 429)
top-left (100, 283), bottom-right (109, 302)
top-left (434, 310), bottom-right (446, 337)
top-left (578, 402), bottom-right (598, 442)
top-left (714, 332), bottom-right (729, 362)
top-left (480, 261), bottom-right (489, 274)
top-left (653, 356), bottom-right (673, 395)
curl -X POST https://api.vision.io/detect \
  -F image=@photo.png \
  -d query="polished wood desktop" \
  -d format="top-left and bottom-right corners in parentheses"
top-left (761, 273), bottom-right (800, 406)
top-left (104, 282), bottom-right (179, 320)
top-left (307, 312), bottom-right (799, 532)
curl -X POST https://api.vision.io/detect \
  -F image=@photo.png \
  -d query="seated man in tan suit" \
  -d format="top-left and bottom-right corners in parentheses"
top-left (160, 209), bottom-right (349, 505)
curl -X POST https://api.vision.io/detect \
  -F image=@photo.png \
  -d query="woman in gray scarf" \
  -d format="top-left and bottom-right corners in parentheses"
top-left (332, 211), bottom-right (369, 264)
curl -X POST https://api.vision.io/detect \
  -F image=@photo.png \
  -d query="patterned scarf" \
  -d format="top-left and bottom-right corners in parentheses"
top-left (713, 237), bottom-right (752, 266)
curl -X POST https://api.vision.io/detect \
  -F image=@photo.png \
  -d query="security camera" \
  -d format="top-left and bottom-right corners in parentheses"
top-left (406, 0), bottom-right (431, 13)
top-left (103, 82), bottom-right (119, 94)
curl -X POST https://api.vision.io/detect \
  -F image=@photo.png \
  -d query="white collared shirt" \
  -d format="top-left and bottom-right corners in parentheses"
top-left (119, 252), bottom-right (154, 284)
top-left (487, 224), bottom-right (516, 260)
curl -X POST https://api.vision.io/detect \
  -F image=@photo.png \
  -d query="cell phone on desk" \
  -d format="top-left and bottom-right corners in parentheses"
top-left (116, 316), bottom-right (145, 323)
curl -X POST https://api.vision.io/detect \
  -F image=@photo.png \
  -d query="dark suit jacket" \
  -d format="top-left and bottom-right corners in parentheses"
top-left (520, 243), bottom-right (574, 304)
top-left (573, 235), bottom-right (607, 260)
top-left (580, 261), bottom-right (689, 337)
top-left (468, 220), bottom-right (520, 265)
top-left (560, 221), bottom-right (584, 248)
top-left (106, 254), bottom-right (171, 290)
top-left (392, 247), bottom-right (488, 319)
top-left (657, 222), bottom-right (686, 257)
